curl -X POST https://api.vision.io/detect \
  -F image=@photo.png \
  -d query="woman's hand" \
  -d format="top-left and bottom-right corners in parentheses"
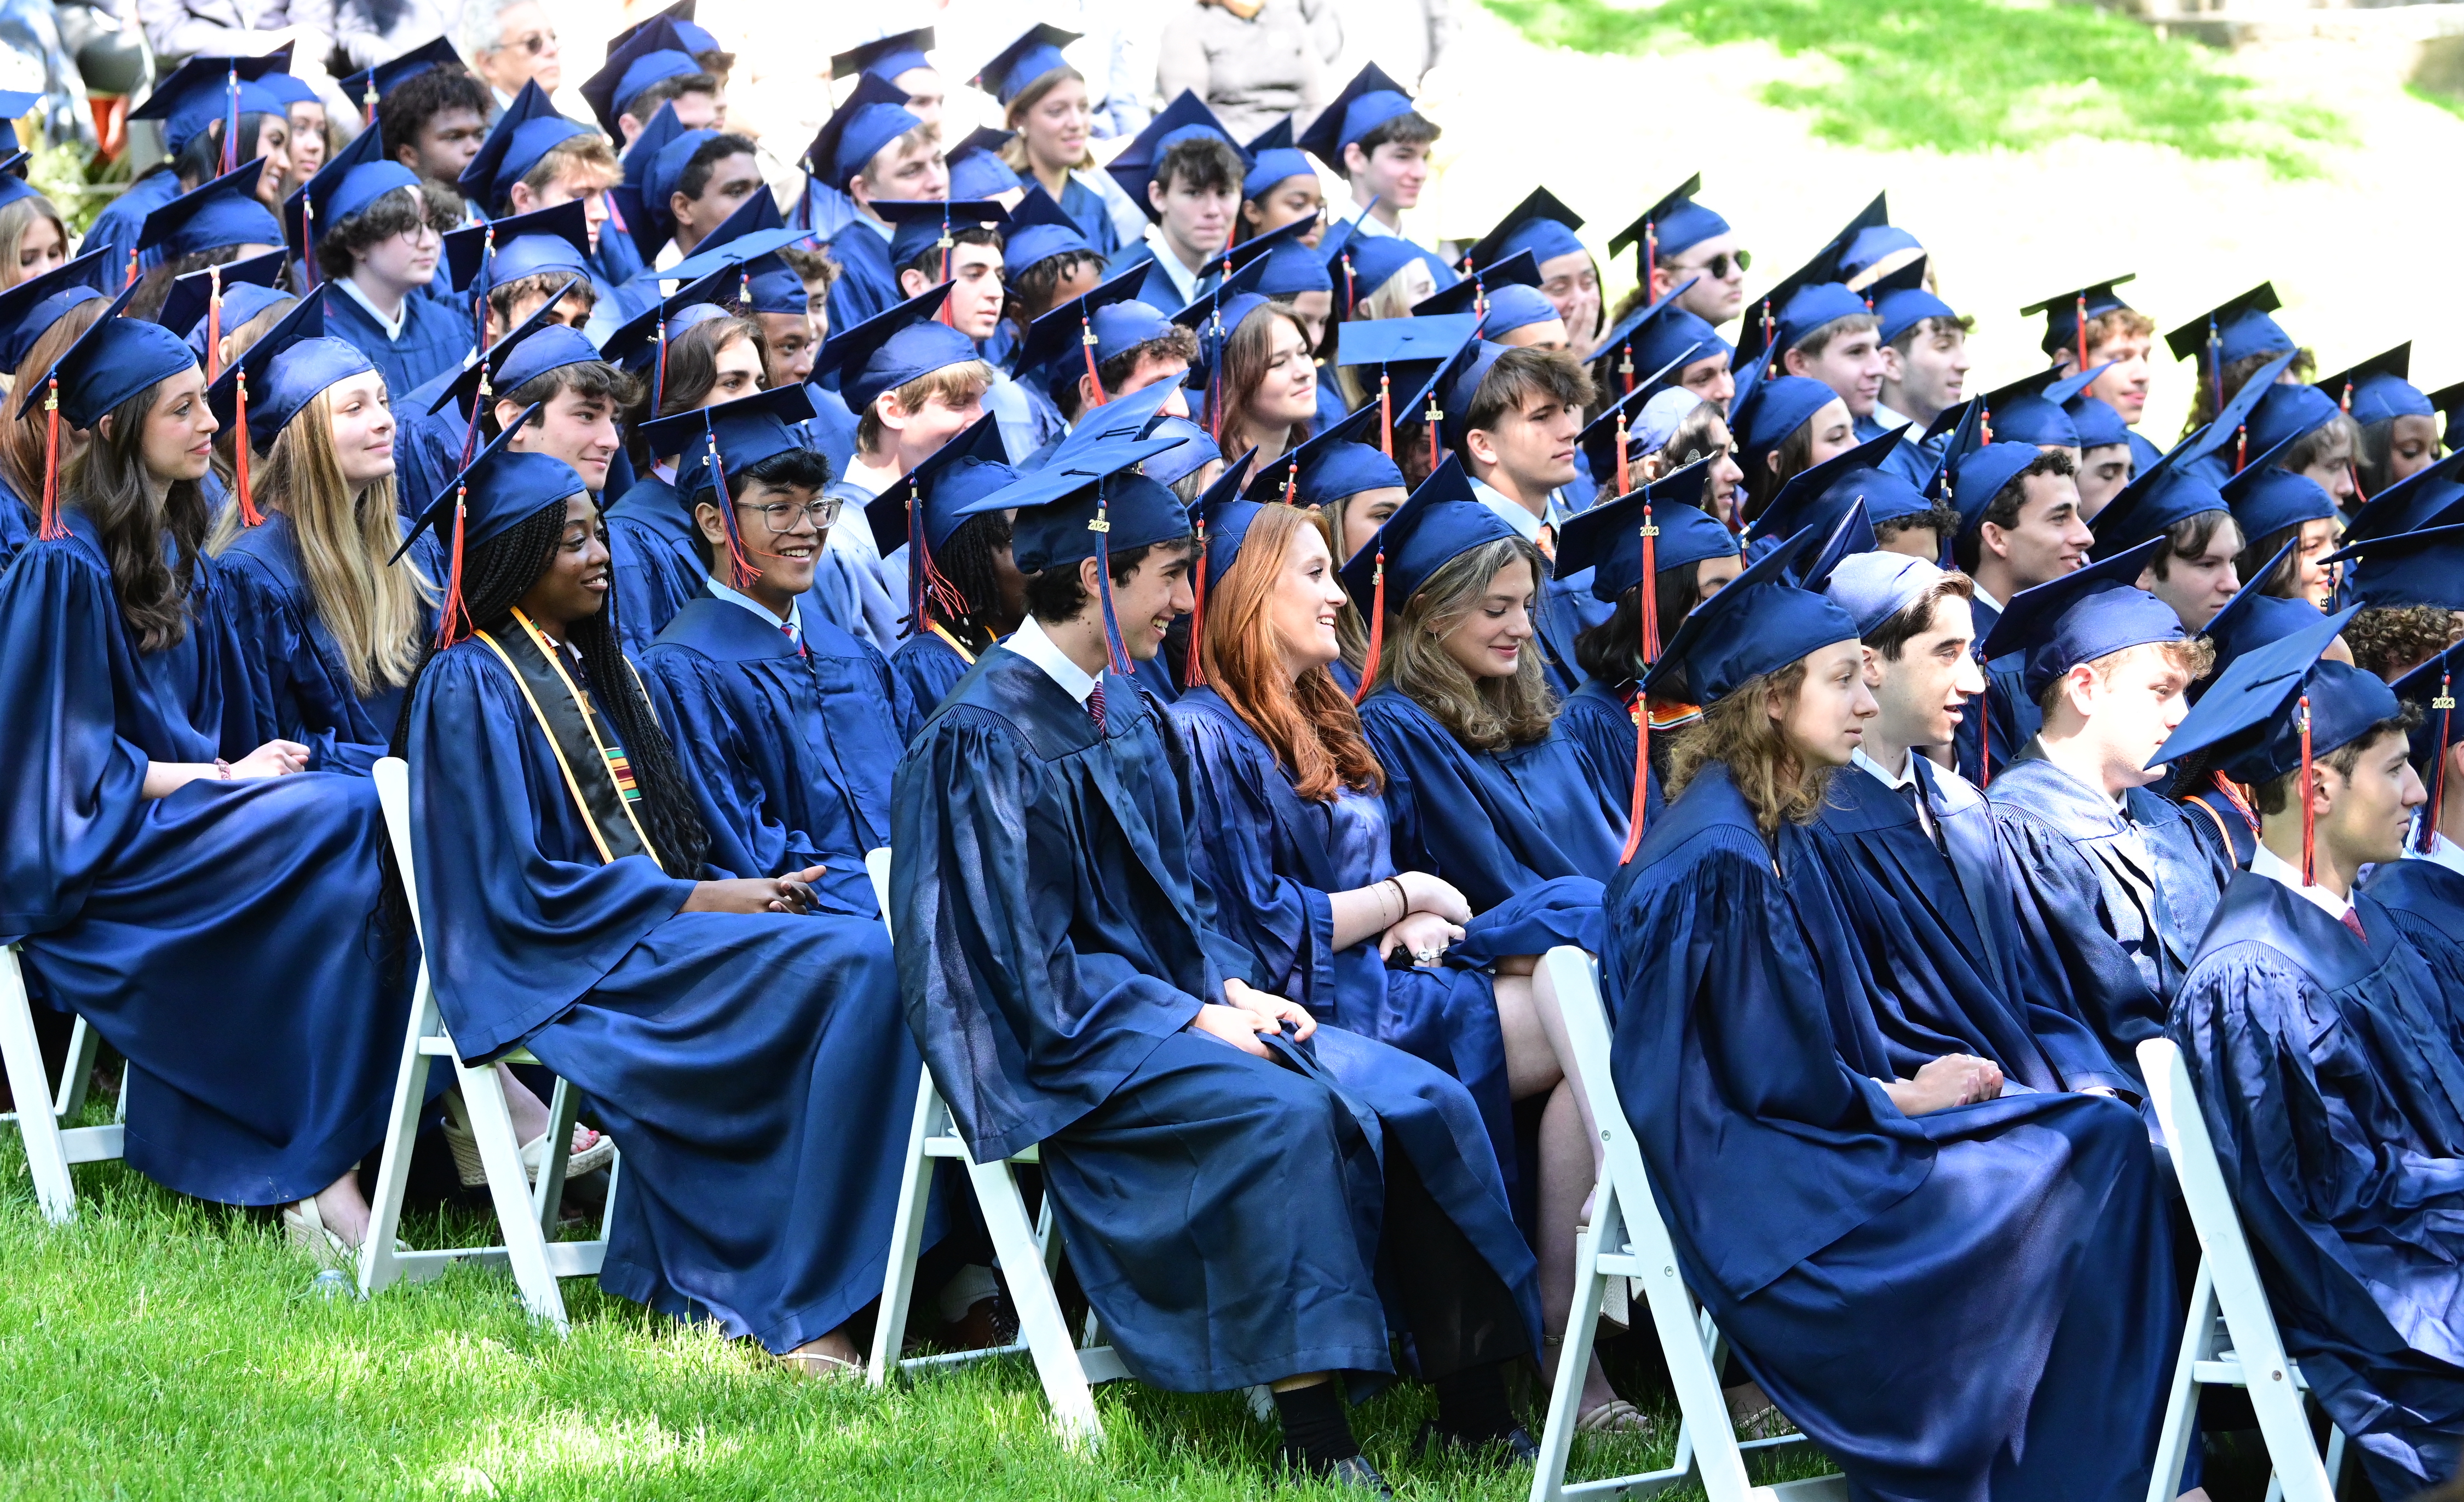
top-left (682, 866), bottom-right (826, 916)
top-left (228, 740), bottom-right (310, 778)
top-left (1378, 911), bottom-right (1466, 968)
top-left (1395, 871), bottom-right (1471, 925)
top-left (1189, 1002), bottom-right (1275, 1058)
top-left (1884, 1054), bottom-right (2004, 1116)
top-left (1222, 978), bottom-right (1315, 1042)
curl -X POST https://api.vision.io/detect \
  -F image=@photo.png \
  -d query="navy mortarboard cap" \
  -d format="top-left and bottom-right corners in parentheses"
top-left (160, 247), bottom-right (284, 345)
top-left (2196, 542), bottom-right (2323, 688)
top-left (132, 51), bottom-right (292, 152)
top-left (337, 36), bottom-right (463, 115)
top-left (391, 407), bottom-right (588, 582)
top-left (814, 282), bottom-right (978, 413)
top-left (2164, 282), bottom-right (2293, 368)
top-left (1609, 173), bottom-right (1728, 283)
top-left (1004, 185), bottom-right (1095, 275)
top-left (256, 71), bottom-right (320, 109)
top-left (2020, 275), bottom-right (2136, 362)
top-left (1593, 278), bottom-right (1729, 396)
top-left (1325, 226), bottom-right (1427, 313)
top-left (1297, 63), bottom-right (1417, 171)
top-left (581, 19), bottom-right (701, 136)
top-left (142, 160), bottom-right (284, 261)
top-left (1405, 336), bottom-right (1509, 457)
top-left (1336, 456), bottom-right (1523, 624)
top-left (1245, 402), bottom-right (1380, 504)
top-left (1256, 236), bottom-right (1333, 298)
top-left (0, 248), bottom-right (114, 373)
top-left (643, 383), bottom-right (818, 532)
top-left (1016, 262), bottom-right (1164, 384)
top-left (1412, 247), bottom-right (1540, 317)
top-left (1772, 277), bottom-right (1872, 360)
top-left (804, 70), bottom-right (922, 191)
top-left (1006, 438), bottom-right (1197, 673)
top-left (1870, 256), bottom-right (1954, 348)
top-left (1459, 187), bottom-right (1585, 278)
top-left (2316, 343), bottom-right (2430, 427)
top-left (833, 27), bottom-right (934, 83)
top-left (2430, 377), bottom-right (2464, 453)
top-left (1046, 375), bottom-right (1186, 467)
top-left (1188, 450), bottom-right (1268, 594)
top-left (2241, 377), bottom-right (2340, 460)
top-left (867, 411), bottom-right (1009, 564)
top-left (607, 1), bottom-right (717, 60)
top-left (2390, 645), bottom-right (2464, 800)
top-left (672, 180), bottom-right (786, 264)
top-left (878, 198), bottom-right (1011, 271)
top-left (1144, 418), bottom-right (1223, 490)
top-left (460, 79), bottom-right (590, 210)
top-left (1979, 538), bottom-right (2181, 699)
top-left (1951, 441), bottom-right (2052, 538)
top-left (1838, 223), bottom-right (1921, 287)
top-left (2066, 392), bottom-right (2132, 451)
top-left (2324, 522), bottom-right (2464, 611)
top-left (971, 24), bottom-right (1080, 106)
top-left (1751, 423), bottom-right (1913, 544)
top-left (1731, 373), bottom-right (1839, 469)
top-left (1455, 284), bottom-right (1566, 344)
top-left (595, 262), bottom-right (733, 375)
top-left (2176, 350), bottom-right (2300, 485)
top-left (2151, 613), bottom-right (2387, 789)
top-left (285, 120), bottom-right (417, 259)
top-left (1823, 550), bottom-right (1951, 638)
top-left (446, 200), bottom-right (592, 296)
top-left (429, 279), bottom-right (593, 417)
top-left (2342, 448), bottom-right (2464, 545)
top-left (1241, 117), bottom-right (1315, 202)
top-left (1978, 363), bottom-right (2110, 451)
top-left (2090, 438), bottom-right (2227, 558)
top-left (1335, 311), bottom-right (1479, 369)
top-left (1574, 379), bottom-right (1667, 488)
top-left (949, 127), bottom-right (1027, 201)
top-left (2220, 435), bottom-right (2334, 541)
top-left (1556, 463), bottom-right (1739, 603)
top-left (1171, 252), bottom-right (1273, 346)
top-left (1642, 522), bottom-right (1859, 707)
top-left (204, 286), bottom-right (374, 455)
top-left (15, 283), bottom-right (193, 428)
top-left (1107, 91), bottom-right (1247, 218)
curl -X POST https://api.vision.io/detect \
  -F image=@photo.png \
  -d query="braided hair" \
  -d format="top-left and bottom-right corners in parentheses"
top-left (389, 496), bottom-right (711, 880)
top-left (929, 508), bottom-right (1021, 653)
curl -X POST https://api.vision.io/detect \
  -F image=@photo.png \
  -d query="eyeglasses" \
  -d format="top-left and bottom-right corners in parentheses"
top-left (1676, 249), bottom-right (1751, 280)
top-left (743, 498), bottom-right (841, 533)
top-left (512, 28), bottom-right (557, 55)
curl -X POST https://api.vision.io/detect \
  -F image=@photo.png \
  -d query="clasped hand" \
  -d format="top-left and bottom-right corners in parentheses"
top-left (1189, 978), bottom-right (1316, 1058)
top-left (1885, 1053), bottom-right (2004, 1116)
top-left (684, 864), bottom-right (827, 915)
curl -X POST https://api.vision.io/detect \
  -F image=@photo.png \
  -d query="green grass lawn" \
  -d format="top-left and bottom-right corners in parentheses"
top-left (1482, 0), bottom-right (2350, 175)
top-left (0, 1120), bottom-right (1813, 1500)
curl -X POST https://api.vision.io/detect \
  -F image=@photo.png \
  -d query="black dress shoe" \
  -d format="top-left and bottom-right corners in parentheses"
top-left (1418, 1418), bottom-right (1542, 1466)
top-left (1323, 1455), bottom-right (1395, 1496)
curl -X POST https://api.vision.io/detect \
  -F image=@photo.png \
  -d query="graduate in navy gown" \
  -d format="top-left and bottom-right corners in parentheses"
top-left (868, 413), bottom-right (1028, 713)
top-left (1987, 540), bottom-right (2233, 1089)
top-left (290, 129), bottom-right (473, 401)
top-left (2159, 620), bottom-right (2464, 1496)
top-left (807, 73), bottom-right (937, 335)
top-left (1604, 525), bottom-right (2178, 1500)
top-left (969, 24), bottom-right (1123, 258)
top-left (2361, 642), bottom-right (2464, 1015)
top-left (398, 419), bottom-right (927, 1375)
top-left (1551, 464), bottom-right (1741, 835)
top-left (1348, 459), bottom-right (1627, 910)
top-left (1808, 543), bottom-right (2130, 1093)
top-left (893, 442), bottom-right (1539, 1487)
top-left (638, 386), bottom-right (919, 918)
top-left (0, 299), bottom-right (414, 1252)
top-left (0, 249), bottom-right (116, 572)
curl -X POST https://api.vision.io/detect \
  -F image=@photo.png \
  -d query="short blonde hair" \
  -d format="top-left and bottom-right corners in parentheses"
top-left (856, 360), bottom-right (993, 455)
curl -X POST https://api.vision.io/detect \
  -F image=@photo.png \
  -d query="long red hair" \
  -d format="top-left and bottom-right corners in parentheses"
top-left (1198, 505), bottom-right (1384, 802)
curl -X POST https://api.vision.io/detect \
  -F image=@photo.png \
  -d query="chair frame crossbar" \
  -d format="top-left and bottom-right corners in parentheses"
top-left (0, 950), bottom-right (126, 1224)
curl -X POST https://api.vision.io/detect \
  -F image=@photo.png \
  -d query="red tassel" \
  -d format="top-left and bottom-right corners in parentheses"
top-left (1614, 407), bottom-right (1631, 499)
top-left (234, 368), bottom-right (261, 527)
top-left (2340, 380), bottom-right (2353, 415)
top-left (204, 265), bottom-right (223, 382)
top-left (1377, 372), bottom-right (1392, 458)
top-left (2299, 694), bottom-right (2316, 886)
top-left (362, 80), bottom-right (378, 131)
top-left (2426, 673), bottom-right (2455, 856)
top-left (1619, 504), bottom-right (1662, 865)
top-left (707, 434), bottom-right (761, 591)
top-left (1422, 388), bottom-right (1441, 478)
top-left (2348, 464), bottom-right (2368, 507)
top-left (34, 376), bottom-right (61, 540)
top-left (1185, 518), bottom-right (1209, 688)
top-left (2234, 425), bottom-right (2247, 476)
top-left (1351, 545), bottom-right (1385, 706)
top-left (2075, 293), bottom-right (2088, 377)
top-left (123, 247), bottom-right (137, 291)
top-left (434, 486), bottom-right (471, 648)
top-left (1081, 315), bottom-right (1106, 408)
top-left (1619, 340), bottom-right (1634, 397)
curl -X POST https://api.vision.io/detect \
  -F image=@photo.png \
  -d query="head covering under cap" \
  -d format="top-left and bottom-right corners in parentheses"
top-left (1823, 550), bottom-right (1950, 638)
top-left (1640, 522), bottom-right (1859, 707)
top-left (2150, 613), bottom-right (2387, 795)
top-left (2020, 275), bottom-right (2137, 363)
top-left (131, 51), bottom-right (292, 153)
top-left (833, 27), bottom-right (934, 84)
top-left (1296, 63), bottom-right (1418, 172)
top-left (337, 36), bottom-right (463, 119)
top-left (0, 248), bottom-right (114, 373)
top-left (1978, 538), bottom-right (2181, 700)
top-left (143, 160), bottom-right (285, 262)
top-left (970, 23), bottom-right (1079, 106)
top-left (1003, 185), bottom-right (1096, 275)
top-left (2323, 522), bottom-right (2464, 611)
top-left (1608, 173), bottom-right (1728, 286)
top-left (460, 80), bottom-right (592, 213)
top-left (2341, 448), bottom-right (2464, 545)
top-left (803, 71), bottom-right (922, 192)
top-left (1555, 460), bottom-right (1739, 603)
top-left (2316, 343), bottom-right (2431, 427)
top-left (812, 282), bottom-right (977, 413)
top-left (1241, 117), bottom-right (1315, 203)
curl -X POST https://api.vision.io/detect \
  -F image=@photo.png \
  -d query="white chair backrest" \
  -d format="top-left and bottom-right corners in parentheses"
top-left (2138, 1038), bottom-right (2299, 1372)
top-left (1543, 946), bottom-right (1659, 1227)
top-left (867, 848), bottom-right (894, 940)
top-left (373, 756), bottom-right (427, 949)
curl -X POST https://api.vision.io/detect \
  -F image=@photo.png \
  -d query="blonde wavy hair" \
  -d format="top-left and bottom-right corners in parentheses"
top-left (1663, 659), bottom-right (1832, 836)
top-left (1374, 536), bottom-right (1557, 753)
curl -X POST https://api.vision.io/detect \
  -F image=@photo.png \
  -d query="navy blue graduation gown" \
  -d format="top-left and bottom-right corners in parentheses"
top-left (1803, 759), bottom-right (2127, 1093)
top-left (0, 513), bottom-right (410, 1204)
top-left (641, 598), bottom-right (916, 917)
top-left (888, 628), bottom-right (978, 717)
top-left (392, 366), bottom-right (470, 528)
top-left (2175, 773), bottom-right (2261, 873)
top-left (802, 380), bottom-right (859, 484)
top-left (1606, 764), bottom-right (2177, 1500)
top-left (1951, 650), bottom-right (2035, 788)
top-left (321, 286), bottom-right (474, 408)
top-left (1555, 677), bottom-right (1665, 829)
top-left (824, 224), bottom-right (900, 337)
top-left (0, 472), bottom-right (33, 576)
top-left (602, 473), bottom-right (705, 654)
top-left (1357, 689), bottom-right (1625, 912)
top-left (2361, 854), bottom-right (2464, 1026)
top-left (405, 633), bottom-right (926, 1351)
top-left (1530, 569), bottom-right (1598, 701)
top-left (1991, 747), bottom-right (2231, 1086)
top-left (2172, 873), bottom-right (2464, 1496)
top-left (218, 510), bottom-right (434, 772)
top-left (79, 170), bottom-right (179, 284)
top-left (1056, 175), bottom-right (1122, 258)
top-left (890, 648), bottom-right (1396, 1390)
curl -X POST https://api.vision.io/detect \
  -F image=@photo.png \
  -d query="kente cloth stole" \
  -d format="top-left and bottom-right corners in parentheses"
top-left (473, 608), bottom-right (664, 866)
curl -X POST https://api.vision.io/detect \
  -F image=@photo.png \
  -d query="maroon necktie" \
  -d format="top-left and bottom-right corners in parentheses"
top-left (1087, 679), bottom-right (1107, 733)
top-left (2341, 908), bottom-right (2367, 943)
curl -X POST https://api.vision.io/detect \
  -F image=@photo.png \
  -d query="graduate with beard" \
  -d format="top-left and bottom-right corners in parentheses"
top-left (1602, 523), bottom-right (2177, 1501)
top-left (398, 418), bottom-right (929, 1377)
top-left (636, 386), bottom-right (919, 921)
top-left (891, 441), bottom-right (1538, 1488)
top-left (2161, 617), bottom-right (2464, 1497)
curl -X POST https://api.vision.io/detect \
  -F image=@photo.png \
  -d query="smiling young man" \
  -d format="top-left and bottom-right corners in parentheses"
top-left (1941, 444), bottom-right (2094, 782)
top-left (1782, 304), bottom-right (1889, 441)
top-left (1450, 345), bottom-right (1595, 696)
top-left (2027, 277), bottom-right (2158, 469)
top-left (1985, 541), bottom-right (2232, 1093)
top-left (1296, 63), bottom-right (1451, 293)
top-left (2161, 626), bottom-right (2464, 1502)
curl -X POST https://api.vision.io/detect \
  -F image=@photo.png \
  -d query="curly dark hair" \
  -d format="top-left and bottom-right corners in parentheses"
top-left (314, 180), bottom-right (462, 281)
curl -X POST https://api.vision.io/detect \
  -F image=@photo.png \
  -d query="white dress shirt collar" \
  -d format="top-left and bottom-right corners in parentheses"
top-left (1001, 614), bottom-right (1099, 706)
top-left (2249, 841), bottom-right (2354, 923)
top-left (706, 575), bottom-right (802, 642)
top-left (335, 275), bottom-right (405, 340)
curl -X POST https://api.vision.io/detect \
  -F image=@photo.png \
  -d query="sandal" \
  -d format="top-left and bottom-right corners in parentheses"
top-left (1575, 1399), bottom-right (1650, 1435)
top-left (778, 1348), bottom-right (864, 1382)
top-left (442, 1099), bottom-right (614, 1188)
top-left (282, 1198), bottom-right (351, 1270)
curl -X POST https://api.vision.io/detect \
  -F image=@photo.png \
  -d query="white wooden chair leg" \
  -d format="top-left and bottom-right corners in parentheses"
top-left (532, 1076), bottom-right (577, 1233)
top-left (53, 1015), bottom-right (98, 1120)
top-left (0, 948), bottom-right (77, 1224)
top-left (1528, 1205), bottom-right (1614, 1502)
top-left (454, 1049), bottom-right (569, 1332)
top-left (2145, 1267), bottom-right (2218, 1502)
top-left (357, 974), bottom-right (441, 1296)
top-left (868, 1064), bottom-right (942, 1384)
top-left (970, 1153), bottom-right (1102, 1448)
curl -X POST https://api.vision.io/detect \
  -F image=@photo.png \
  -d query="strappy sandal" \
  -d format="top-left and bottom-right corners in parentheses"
top-left (282, 1198), bottom-right (352, 1270)
top-left (778, 1348), bottom-right (865, 1382)
top-left (442, 1095), bottom-right (615, 1188)
top-left (1575, 1399), bottom-right (1650, 1434)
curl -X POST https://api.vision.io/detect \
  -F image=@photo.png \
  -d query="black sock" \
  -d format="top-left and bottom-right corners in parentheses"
top-left (1433, 1362), bottom-right (1519, 1443)
top-left (1274, 1380), bottom-right (1360, 1469)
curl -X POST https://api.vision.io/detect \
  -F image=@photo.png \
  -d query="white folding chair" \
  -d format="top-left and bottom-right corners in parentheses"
top-left (1530, 946), bottom-right (1845, 1502)
top-left (865, 847), bottom-right (1124, 1448)
top-left (2136, 1038), bottom-right (2347, 1502)
top-left (0, 946), bottom-right (124, 1224)
top-left (358, 756), bottom-right (619, 1333)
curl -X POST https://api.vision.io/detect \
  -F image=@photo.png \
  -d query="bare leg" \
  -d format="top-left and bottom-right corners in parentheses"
top-left (310, 1168), bottom-right (371, 1248)
top-left (781, 1324), bottom-right (863, 1377)
top-left (496, 1065), bottom-right (551, 1141)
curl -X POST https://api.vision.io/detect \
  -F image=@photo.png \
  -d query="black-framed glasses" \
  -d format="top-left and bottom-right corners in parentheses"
top-left (744, 498), bottom-right (840, 533)
top-left (1679, 249), bottom-right (1751, 280)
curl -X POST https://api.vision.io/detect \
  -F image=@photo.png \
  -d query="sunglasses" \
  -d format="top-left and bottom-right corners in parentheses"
top-left (509, 27), bottom-right (557, 55)
top-left (1675, 249), bottom-right (1751, 280)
